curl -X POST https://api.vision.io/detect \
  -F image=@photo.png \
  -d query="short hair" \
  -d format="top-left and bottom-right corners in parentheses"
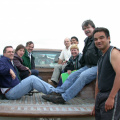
top-left (26, 41), bottom-right (34, 47)
top-left (82, 20), bottom-right (95, 30)
top-left (3, 46), bottom-right (13, 53)
top-left (70, 44), bottom-right (79, 51)
top-left (93, 27), bottom-right (110, 38)
top-left (71, 36), bottom-right (79, 42)
top-left (15, 44), bottom-right (25, 53)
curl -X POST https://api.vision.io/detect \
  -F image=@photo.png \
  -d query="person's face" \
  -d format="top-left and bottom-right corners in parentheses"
top-left (71, 38), bottom-right (78, 44)
top-left (64, 39), bottom-right (71, 47)
top-left (17, 48), bottom-right (25, 58)
top-left (3, 47), bottom-right (14, 60)
top-left (26, 44), bottom-right (34, 53)
top-left (83, 24), bottom-right (95, 37)
top-left (94, 31), bottom-right (110, 51)
top-left (71, 48), bottom-right (79, 57)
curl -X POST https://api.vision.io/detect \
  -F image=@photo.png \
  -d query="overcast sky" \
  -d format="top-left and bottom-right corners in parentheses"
top-left (0, 0), bottom-right (119, 54)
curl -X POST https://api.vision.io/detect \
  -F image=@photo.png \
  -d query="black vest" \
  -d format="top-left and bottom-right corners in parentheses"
top-left (98, 46), bottom-right (115, 92)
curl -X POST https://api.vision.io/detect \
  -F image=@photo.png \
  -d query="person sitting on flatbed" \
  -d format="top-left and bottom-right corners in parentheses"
top-left (57, 44), bottom-right (82, 86)
top-left (13, 44), bottom-right (31, 80)
top-left (42, 19), bottom-right (102, 104)
top-left (0, 46), bottom-right (56, 100)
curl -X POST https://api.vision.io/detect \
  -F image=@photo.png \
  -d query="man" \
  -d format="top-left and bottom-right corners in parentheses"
top-left (71, 36), bottom-right (79, 44)
top-left (0, 46), bottom-right (55, 100)
top-left (50, 38), bottom-right (71, 86)
top-left (91, 28), bottom-right (120, 120)
top-left (22, 41), bottom-right (40, 77)
top-left (42, 20), bottom-right (102, 104)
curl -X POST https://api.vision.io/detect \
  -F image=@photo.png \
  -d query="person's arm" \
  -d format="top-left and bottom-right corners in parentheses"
top-left (91, 71), bottom-right (99, 116)
top-left (105, 48), bottom-right (120, 112)
top-left (13, 57), bottom-right (28, 71)
top-left (58, 58), bottom-right (63, 64)
top-left (10, 69), bottom-right (16, 80)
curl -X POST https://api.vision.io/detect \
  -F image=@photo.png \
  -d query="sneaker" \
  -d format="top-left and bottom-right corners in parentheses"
top-left (42, 92), bottom-right (61, 101)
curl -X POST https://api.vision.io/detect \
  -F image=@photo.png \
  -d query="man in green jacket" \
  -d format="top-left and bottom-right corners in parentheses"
top-left (22, 41), bottom-right (41, 78)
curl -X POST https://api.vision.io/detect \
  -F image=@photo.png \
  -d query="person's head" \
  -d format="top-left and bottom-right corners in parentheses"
top-left (71, 36), bottom-right (79, 44)
top-left (15, 44), bottom-right (26, 58)
top-left (64, 38), bottom-right (71, 48)
top-left (93, 27), bottom-right (110, 52)
top-left (3, 46), bottom-right (14, 60)
top-left (26, 41), bottom-right (34, 53)
top-left (70, 44), bottom-right (79, 58)
top-left (82, 20), bottom-right (95, 38)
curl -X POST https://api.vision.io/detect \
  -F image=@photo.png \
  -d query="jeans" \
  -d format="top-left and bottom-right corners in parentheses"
top-left (54, 66), bottom-right (97, 101)
top-left (31, 69), bottom-right (39, 76)
top-left (5, 75), bottom-right (55, 100)
top-left (31, 69), bottom-right (42, 79)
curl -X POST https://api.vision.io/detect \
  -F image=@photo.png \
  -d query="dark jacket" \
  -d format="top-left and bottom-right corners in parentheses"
top-left (64, 53), bottom-right (82, 72)
top-left (80, 37), bottom-right (102, 67)
top-left (0, 56), bottom-right (20, 88)
top-left (13, 53), bottom-right (28, 71)
top-left (22, 49), bottom-right (35, 69)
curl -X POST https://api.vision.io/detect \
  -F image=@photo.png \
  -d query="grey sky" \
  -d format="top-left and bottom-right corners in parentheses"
top-left (0, 0), bottom-right (119, 54)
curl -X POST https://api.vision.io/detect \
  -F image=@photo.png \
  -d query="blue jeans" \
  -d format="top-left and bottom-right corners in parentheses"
top-left (31, 69), bottom-right (42, 79)
top-left (54, 66), bottom-right (97, 101)
top-left (5, 75), bottom-right (55, 100)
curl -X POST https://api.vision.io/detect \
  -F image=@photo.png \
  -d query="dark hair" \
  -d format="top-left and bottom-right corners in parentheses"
top-left (71, 36), bottom-right (79, 42)
top-left (82, 20), bottom-right (95, 30)
top-left (26, 41), bottom-right (34, 47)
top-left (3, 46), bottom-right (13, 53)
top-left (93, 27), bottom-right (110, 38)
top-left (15, 44), bottom-right (25, 53)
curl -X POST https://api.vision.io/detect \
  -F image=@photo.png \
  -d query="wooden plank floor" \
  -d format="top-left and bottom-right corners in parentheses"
top-left (0, 92), bottom-right (94, 118)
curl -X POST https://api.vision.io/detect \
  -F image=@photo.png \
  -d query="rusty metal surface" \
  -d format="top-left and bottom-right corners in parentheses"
top-left (0, 92), bottom-right (94, 118)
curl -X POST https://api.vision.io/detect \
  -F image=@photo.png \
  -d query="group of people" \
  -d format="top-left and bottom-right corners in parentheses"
top-left (0, 19), bottom-right (120, 120)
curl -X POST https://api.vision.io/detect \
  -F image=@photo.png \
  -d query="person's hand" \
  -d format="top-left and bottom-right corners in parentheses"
top-left (26, 67), bottom-right (29, 70)
top-left (67, 70), bottom-right (71, 75)
top-left (10, 69), bottom-right (16, 80)
top-left (105, 97), bottom-right (114, 112)
top-left (62, 61), bottom-right (67, 65)
top-left (91, 106), bottom-right (95, 116)
top-left (25, 67), bottom-right (31, 75)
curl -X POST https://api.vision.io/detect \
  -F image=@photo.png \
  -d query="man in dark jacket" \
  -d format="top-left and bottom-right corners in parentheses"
top-left (0, 46), bottom-right (54, 100)
top-left (42, 20), bottom-right (102, 104)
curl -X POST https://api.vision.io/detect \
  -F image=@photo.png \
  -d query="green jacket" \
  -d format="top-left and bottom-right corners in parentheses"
top-left (22, 49), bottom-right (35, 69)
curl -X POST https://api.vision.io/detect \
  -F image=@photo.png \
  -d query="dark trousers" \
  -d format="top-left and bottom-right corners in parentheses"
top-left (20, 70), bottom-right (29, 80)
top-left (95, 90), bottom-right (120, 120)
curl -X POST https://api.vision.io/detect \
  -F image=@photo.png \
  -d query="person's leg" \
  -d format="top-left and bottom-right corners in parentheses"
top-left (54, 66), bottom-right (88, 93)
top-left (51, 64), bottom-right (63, 84)
top-left (5, 75), bottom-right (55, 100)
top-left (31, 69), bottom-right (39, 76)
top-left (62, 66), bottom-right (97, 101)
top-left (19, 70), bottom-right (30, 80)
top-left (31, 69), bottom-right (42, 79)
top-left (95, 92), bottom-right (116, 120)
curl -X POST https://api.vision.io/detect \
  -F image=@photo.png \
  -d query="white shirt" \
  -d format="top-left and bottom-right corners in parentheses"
top-left (59, 46), bottom-right (71, 61)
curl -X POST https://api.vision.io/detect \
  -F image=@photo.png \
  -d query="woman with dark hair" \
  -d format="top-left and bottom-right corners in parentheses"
top-left (13, 44), bottom-right (31, 80)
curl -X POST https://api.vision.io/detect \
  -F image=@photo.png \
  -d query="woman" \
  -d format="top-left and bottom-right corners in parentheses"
top-left (13, 44), bottom-right (31, 80)
top-left (58, 44), bottom-right (82, 86)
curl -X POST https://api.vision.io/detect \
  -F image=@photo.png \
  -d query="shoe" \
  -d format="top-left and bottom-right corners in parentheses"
top-left (48, 80), bottom-right (57, 87)
top-left (42, 92), bottom-right (61, 101)
top-left (49, 95), bottom-right (65, 104)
